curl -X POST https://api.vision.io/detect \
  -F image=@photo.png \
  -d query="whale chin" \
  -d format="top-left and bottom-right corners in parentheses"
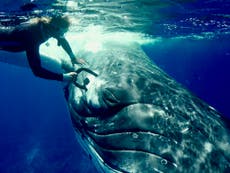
top-left (70, 101), bottom-right (179, 172)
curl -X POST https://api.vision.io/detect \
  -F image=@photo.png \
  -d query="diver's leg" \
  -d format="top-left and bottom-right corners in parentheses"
top-left (0, 41), bottom-right (24, 52)
top-left (0, 29), bottom-right (25, 52)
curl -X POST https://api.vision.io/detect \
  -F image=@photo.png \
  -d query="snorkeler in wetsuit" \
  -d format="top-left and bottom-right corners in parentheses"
top-left (0, 15), bottom-right (85, 81)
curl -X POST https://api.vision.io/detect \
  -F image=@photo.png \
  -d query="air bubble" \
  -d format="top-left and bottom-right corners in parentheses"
top-left (132, 133), bottom-right (138, 139)
top-left (161, 159), bottom-right (167, 165)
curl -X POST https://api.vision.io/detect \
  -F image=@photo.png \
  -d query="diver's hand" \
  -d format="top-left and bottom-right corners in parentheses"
top-left (63, 72), bottom-right (76, 82)
top-left (71, 57), bottom-right (86, 65)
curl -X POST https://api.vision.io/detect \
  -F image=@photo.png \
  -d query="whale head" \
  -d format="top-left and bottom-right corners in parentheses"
top-left (66, 43), bottom-right (230, 173)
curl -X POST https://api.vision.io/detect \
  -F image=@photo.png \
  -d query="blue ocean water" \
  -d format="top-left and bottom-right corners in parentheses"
top-left (143, 36), bottom-right (230, 119)
top-left (0, 0), bottom-right (229, 173)
top-left (0, 64), bottom-right (96, 173)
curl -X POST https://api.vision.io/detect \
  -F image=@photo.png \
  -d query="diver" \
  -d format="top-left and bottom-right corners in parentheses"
top-left (0, 15), bottom-right (85, 81)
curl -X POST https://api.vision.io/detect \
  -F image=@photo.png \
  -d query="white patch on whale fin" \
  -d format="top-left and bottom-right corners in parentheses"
top-left (0, 39), bottom-right (63, 74)
top-left (0, 51), bottom-right (29, 67)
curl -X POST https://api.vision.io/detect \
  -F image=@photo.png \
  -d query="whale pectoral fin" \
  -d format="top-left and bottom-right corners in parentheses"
top-left (61, 58), bottom-right (74, 72)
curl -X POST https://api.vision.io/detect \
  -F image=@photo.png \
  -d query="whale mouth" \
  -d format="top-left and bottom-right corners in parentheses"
top-left (87, 130), bottom-right (178, 172)
top-left (76, 102), bottom-right (179, 172)
top-left (86, 128), bottom-right (178, 172)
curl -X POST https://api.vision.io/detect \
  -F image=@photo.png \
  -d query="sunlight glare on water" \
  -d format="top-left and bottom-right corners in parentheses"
top-left (41, 24), bottom-right (156, 60)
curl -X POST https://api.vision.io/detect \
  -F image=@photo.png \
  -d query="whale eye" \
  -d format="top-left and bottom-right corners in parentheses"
top-left (102, 88), bottom-right (119, 107)
top-left (102, 87), bottom-right (138, 108)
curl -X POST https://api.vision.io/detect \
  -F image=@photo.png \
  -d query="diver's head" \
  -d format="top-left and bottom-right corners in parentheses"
top-left (49, 15), bottom-right (70, 35)
top-left (50, 15), bottom-right (70, 29)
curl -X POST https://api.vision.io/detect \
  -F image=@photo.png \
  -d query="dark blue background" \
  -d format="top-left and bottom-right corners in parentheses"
top-left (143, 37), bottom-right (230, 120)
top-left (0, 63), bottom-right (96, 173)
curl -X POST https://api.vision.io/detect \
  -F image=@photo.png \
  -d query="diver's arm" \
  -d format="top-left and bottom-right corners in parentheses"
top-left (57, 36), bottom-right (85, 65)
top-left (57, 37), bottom-right (75, 59)
top-left (26, 45), bottom-right (63, 81)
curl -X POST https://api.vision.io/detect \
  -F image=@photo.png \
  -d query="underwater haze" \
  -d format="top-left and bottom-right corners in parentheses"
top-left (0, 0), bottom-right (230, 173)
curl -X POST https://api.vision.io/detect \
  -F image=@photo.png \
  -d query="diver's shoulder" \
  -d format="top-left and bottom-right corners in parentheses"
top-left (20, 18), bottom-right (39, 26)
top-left (19, 17), bottom-right (48, 26)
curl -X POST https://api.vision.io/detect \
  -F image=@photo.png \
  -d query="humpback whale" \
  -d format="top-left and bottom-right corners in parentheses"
top-left (64, 41), bottom-right (230, 173)
top-left (0, 0), bottom-right (229, 172)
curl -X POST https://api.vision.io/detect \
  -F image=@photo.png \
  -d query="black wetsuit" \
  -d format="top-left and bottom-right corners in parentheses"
top-left (0, 21), bottom-right (63, 81)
